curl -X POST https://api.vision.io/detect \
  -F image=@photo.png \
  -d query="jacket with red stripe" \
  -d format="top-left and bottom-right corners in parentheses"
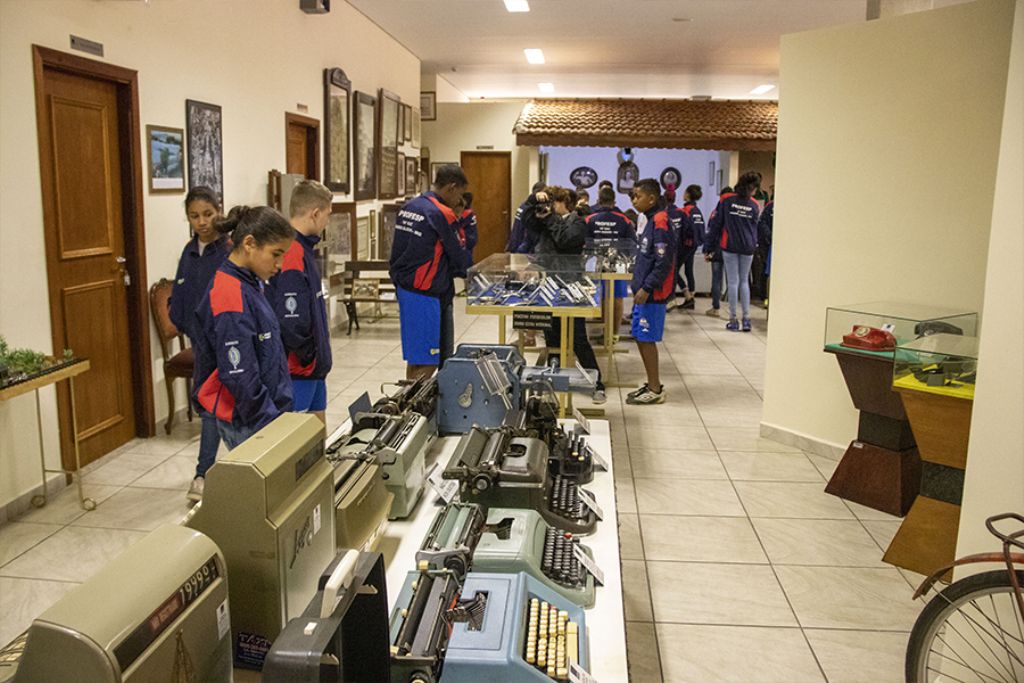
top-left (389, 192), bottom-right (470, 298)
top-left (265, 231), bottom-right (332, 380)
top-left (193, 260), bottom-right (293, 431)
top-left (705, 193), bottom-right (760, 256)
top-left (456, 208), bottom-right (478, 275)
top-left (681, 201), bottom-right (705, 250)
top-left (584, 207), bottom-right (635, 241)
top-left (665, 202), bottom-right (685, 240)
top-left (632, 207), bottom-right (676, 302)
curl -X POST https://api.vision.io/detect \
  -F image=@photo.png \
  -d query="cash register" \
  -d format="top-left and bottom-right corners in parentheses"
top-left (186, 413), bottom-right (339, 668)
top-left (389, 569), bottom-right (589, 683)
top-left (0, 525), bottom-right (231, 683)
top-left (442, 426), bottom-right (598, 535)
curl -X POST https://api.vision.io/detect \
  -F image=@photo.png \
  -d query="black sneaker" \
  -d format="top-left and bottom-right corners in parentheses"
top-left (681, 298), bottom-right (695, 310)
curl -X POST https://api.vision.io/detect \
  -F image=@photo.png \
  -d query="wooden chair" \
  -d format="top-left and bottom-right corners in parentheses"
top-left (149, 278), bottom-right (194, 434)
top-left (339, 260), bottom-right (398, 335)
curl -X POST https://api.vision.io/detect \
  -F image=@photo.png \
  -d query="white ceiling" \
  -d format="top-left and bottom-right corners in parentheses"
top-left (345, 0), bottom-right (872, 99)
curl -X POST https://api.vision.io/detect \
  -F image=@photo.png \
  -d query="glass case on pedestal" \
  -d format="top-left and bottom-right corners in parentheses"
top-left (893, 333), bottom-right (979, 400)
top-left (824, 302), bottom-right (978, 357)
top-left (583, 238), bottom-right (637, 275)
top-left (467, 253), bottom-right (601, 309)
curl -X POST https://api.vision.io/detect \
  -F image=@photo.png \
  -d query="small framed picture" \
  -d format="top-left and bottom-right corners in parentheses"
top-left (405, 157), bottom-right (418, 194)
top-left (420, 91), bottom-right (437, 121)
top-left (708, 161), bottom-right (716, 186)
top-left (146, 125), bottom-right (185, 193)
top-left (396, 152), bottom-right (406, 196)
top-left (430, 162), bottom-right (456, 183)
top-left (403, 104), bottom-right (413, 142)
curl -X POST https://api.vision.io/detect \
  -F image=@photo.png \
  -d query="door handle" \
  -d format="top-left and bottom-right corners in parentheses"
top-left (115, 256), bottom-right (126, 264)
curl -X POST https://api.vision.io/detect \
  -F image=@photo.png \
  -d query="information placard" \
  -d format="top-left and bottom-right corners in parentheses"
top-left (577, 487), bottom-right (604, 520)
top-left (573, 544), bottom-right (605, 586)
top-left (512, 310), bottom-right (553, 330)
top-left (426, 464), bottom-right (459, 504)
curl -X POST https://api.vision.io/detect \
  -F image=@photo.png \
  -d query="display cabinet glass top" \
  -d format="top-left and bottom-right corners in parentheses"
top-left (584, 238), bottom-right (637, 278)
top-left (892, 333), bottom-right (979, 400)
top-left (467, 252), bottom-right (601, 312)
top-left (824, 301), bottom-right (978, 359)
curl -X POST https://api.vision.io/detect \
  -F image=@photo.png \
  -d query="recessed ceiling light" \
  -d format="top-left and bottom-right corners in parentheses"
top-left (504, 0), bottom-right (530, 11)
top-left (750, 84), bottom-right (776, 95)
top-left (538, 82), bottom-right (555, 93)
top-left (524, 48), bottom-right (545, 64)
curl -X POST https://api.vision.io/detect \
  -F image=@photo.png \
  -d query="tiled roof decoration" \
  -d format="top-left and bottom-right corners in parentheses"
top-left (513, 98), bottom-right (778, 151)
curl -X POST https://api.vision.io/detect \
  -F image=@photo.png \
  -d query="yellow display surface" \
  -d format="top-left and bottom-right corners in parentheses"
top-left (893, 372), bottom-right (975, 400)
top-left (467, 304), bottom-right (601, 318)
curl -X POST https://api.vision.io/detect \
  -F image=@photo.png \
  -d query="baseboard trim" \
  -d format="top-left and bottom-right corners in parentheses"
top-left (759, 421), bottom-right (846, 461)
top-left (1, 472), bottom-right (71, 525)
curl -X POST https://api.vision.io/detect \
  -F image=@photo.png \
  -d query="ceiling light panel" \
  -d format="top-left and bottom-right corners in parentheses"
top-left (524, 48), bottom-right (545, 64)
top-left (538, 82), bottom-right (555, 93)
top-left (750, 84), bottom-right (776, 95)
top-left (503, 0), bottom-right (530, 11)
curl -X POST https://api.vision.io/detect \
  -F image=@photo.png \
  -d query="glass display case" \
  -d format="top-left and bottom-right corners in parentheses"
top-left (892, 333), bottom-right (979, 400)
top-left (583, 238), bottom-right (637, 275)
top-left (824, 302), bottom-right (978, 358)
top-left (466, 253), bottom-right (601, 309)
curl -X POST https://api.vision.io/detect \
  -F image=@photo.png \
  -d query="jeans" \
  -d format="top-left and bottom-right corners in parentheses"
top-left (195, 411), bottom-right (222, 478)
top-left (710, 259), bottom-right (725, 309)
top-left (216, 420), bottom-right (260, 451)
top-left (723, 251), bottom-right (754, 320)
top-left (543, 317), bottom-right (603, 389)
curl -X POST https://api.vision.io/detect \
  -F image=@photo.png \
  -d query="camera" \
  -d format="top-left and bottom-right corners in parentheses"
top-left (534, 201), bottom-right (553, 218)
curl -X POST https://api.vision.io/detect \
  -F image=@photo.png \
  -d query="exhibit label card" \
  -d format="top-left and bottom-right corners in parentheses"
top-left (577, 487), bottom-right (604, 520)
top-left (426, 464), bottom-right (459, 504)
top-left (569, 662), bottom-right (598, 683)
top-left (573, 544), bottom-right (605, 586)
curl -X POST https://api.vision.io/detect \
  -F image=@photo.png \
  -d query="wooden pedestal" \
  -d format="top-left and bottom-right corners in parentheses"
top-left (823, 348), bottom-right (920, 516)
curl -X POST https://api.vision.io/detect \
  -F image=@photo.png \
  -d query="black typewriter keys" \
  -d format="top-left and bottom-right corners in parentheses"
top-left (541, 526), bottom-right (585, 588)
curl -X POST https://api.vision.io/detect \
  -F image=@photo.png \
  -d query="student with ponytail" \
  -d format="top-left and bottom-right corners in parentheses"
top-left (705, 172), bottom-right (761, 332)
top-left (192, 206), bottom-right (295, 455)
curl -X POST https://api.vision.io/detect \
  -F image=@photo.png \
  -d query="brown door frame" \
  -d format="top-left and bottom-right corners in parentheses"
top-left (285, 112), bottom-right (320, 180)
top-left (32, 45), bottom-right (155, 462)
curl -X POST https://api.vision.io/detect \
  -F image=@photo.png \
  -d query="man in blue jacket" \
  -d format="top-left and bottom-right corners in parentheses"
top-left (627, 179), bottom-right (676, 405)
top-left (586, 185), bottom-right (635, 336)
top-left (390, 164), bottom-right (471, 379)
top-left (507, 181), bottom-right (546, 253)
top-left (266, 180), bottom-right (334, 421)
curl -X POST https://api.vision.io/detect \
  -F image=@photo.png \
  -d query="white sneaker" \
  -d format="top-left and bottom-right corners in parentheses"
top-left (186, 476), bottom-right (204, 505)
top-left (592, 388), bottom-right (607, 405)
top-left (626, 383), bottom-right (649, 400)
top-left (705, 307), bottom-right (721, 318)
top-left (627, 385), bottom-right (666, 405)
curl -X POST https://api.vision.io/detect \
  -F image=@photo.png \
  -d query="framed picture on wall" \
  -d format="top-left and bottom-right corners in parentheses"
top-left (185, 99), bottom-right (223, 201)
top-left (353, 91), bottom-right (377, 201)
top-left (411, 107), bottom-right (422, 148)
top-left (356, 215), bottom-right (371, 260)
top-left (405, 157), bottom-right (418, 195)
top-left (368, 209), bottom-right (377, 258)
top-left (403, 104), bottom-right (413, 142)
top-left (708, 161), bottom-right (716, 186)
top-left (396, 152), bottom-right (406, 196)
top-left (146, 125), bottom-right (185, 193)
top-left (323, 67), bottom-right (351, 194)
top-left (377, 89), bottom-right (401, 199)
top-left (430, 162), bottom-right (456, 180)
top-left (322, 201), bottom-right (357, 292)
top-left (420, 91), bottom-right (436, 121)
top-left (716, 168), bottom-right (724, 193)
top-left (379, 203), bottom-right (400, 262)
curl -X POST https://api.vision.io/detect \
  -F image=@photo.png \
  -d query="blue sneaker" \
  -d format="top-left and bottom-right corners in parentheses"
top-left (726, 318), bottom-right (740, 331)
top-left (742, 318), bottom-right (751, 332)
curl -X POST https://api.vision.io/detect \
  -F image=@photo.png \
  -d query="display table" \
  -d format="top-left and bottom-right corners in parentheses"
top-left (594, 272), bottom-right (631, 388)
top-left (0, 359), bottom-right (95, 511)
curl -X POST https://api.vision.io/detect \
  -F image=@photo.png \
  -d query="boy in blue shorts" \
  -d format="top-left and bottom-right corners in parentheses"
top-left (266, 180), bottom-right (334, 421)
top-left (626, 179), bottom-right (676, 405)
top-left (389, 165), bottom-right (471, 380)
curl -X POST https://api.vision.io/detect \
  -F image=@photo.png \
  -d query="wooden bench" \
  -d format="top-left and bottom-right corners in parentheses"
top-left (339, 260), bottom-right (398, 335)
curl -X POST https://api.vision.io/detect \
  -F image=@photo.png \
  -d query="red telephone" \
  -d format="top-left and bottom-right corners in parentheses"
top-left (841, 325), bottom-right (896, 351)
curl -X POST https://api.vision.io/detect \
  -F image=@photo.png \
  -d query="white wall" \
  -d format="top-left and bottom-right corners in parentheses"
top-left (0, 0), bottom-right (420, 511)
top-left (956, 0), bottom-right (1024, 562)
top-left (760, 0), bottom-right (1015, 454)
top-left (421, 101), bottom-right (537, 211)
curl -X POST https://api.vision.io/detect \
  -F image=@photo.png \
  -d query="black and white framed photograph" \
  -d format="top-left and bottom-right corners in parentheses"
top-left (420, 91), bottom-right (436, 121)
top-left (356, 215), bottom-right (371, 260)
top-left (405, 156), bottom-right (418, 195)
top-left (660, 166), bottom-right (681, 190)
top-left (402, 103), bottom-right (413, 142)
top-left (430, 162), bottom-right (456, 183)
top-left (323, 67), bottom-right (351, 194)
top-left (396, 152), bottom-right (406, 196)
top-left (377, 89), bottom-right (401, 199)
top-left (411, 107), bottom-right (422, 148)
top-left (146, 125), bottom-right (185, 193)
top-left (708, 161), bottom-right (716, 186)
top-left (186, 99), bottom-right (223, 201)
top-left (322, 201), bottom-right (356, 291)
top-left (379, 203), bottom-right (399, 261)
top-left (353, 91), bottom-right (377, 201)
top-left (569, 166), bottom-right (598, 189)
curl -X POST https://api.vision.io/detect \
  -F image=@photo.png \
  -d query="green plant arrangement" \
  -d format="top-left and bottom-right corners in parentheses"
top-left (0, 335), bottom-right (76, 389)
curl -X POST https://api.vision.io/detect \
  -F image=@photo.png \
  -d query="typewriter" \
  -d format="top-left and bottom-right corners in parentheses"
top-left (373, 376), bottom-right (439, 426)
top-left (416, 502), bottom-right (487, 577)
top-left (327, 405), bottom-right (432, 520)
top-left (442, 426), bottom-right (598, 536)
top-left (389, 569), bottom-right (589, 683)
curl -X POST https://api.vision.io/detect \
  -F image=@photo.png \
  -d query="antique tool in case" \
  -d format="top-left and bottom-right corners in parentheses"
top-left (262, 550), bottom-right (390, 683)
top-left (442, 426), bottom-right (598, 535)
top-left (328, 408), bottom-right (431, 520)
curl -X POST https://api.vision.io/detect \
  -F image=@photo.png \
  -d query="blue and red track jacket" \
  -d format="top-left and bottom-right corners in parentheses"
top-left (632, 206), bottom-right (676, 303)
top-left (168, 235), bottom-right (230, 341)
top-left (265, 231), bottom-right (333, 380)
top-left (706, 193), bottom-right (760, 256)
top-left (665, 202), bottom-right (685, 240)
top-left (193, 260), bottom-right (293, 431)
top-left (506, 200), bottom-right (537, 253)
top-left (681, 202), bottom-right (705, 251)
top-left (389, 192), bottom-right (470, 299)
top-left (457, 208), bottom-right (478, 274)
top-left (584, 207), bottom-right (635, 241)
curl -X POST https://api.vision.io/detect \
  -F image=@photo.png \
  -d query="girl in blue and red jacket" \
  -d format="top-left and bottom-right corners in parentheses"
top-left (677, 184), bottom-right (705, 310)
top-left (193, 206), bottom-right (295, 452)
top-left (169, 187), bottom-right (231, 504)
top-left (705, 172), bottom-right (761, 332)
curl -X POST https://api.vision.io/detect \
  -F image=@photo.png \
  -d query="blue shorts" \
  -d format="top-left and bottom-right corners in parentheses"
top-left (614, 281), bottom-right (628, 298)
top-left (631, 302), bottom-right (666, 342)
top-left (397, 286), bottom-right (442, 365)
top-left (291, 378), bottom-right (327, 412)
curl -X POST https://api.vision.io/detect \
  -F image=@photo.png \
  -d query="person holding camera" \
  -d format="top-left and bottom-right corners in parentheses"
top-left (523, 186), bottom-right (606, 404)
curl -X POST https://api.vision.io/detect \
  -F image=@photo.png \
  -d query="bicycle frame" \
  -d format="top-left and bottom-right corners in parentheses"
top-left (912, 512), bottom-right (1024, 619)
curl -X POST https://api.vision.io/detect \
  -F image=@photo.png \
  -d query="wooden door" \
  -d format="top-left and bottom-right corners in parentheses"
top-left (285, 112), bottom-right (320, 179)
top-left (460, 151), bottom-right (512, 263)
top-left (37, 67), bottom-right (137, 466)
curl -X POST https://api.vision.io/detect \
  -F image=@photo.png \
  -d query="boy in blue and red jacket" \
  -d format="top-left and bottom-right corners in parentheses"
top-left (627, 179), bottom-right (676, 405)
top-left (265, 180), bottom-right (334, 421)
top-left (586, 184), bottom-right (636, 333)
top-left (389, 164), bottom-right (471, 379)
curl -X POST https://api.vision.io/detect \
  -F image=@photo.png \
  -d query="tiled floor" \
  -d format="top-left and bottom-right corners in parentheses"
top-left (0, 298), bottom-right (923, 681)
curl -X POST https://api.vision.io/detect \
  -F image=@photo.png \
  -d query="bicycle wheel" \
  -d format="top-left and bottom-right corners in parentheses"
top-left (906, 569), bottom-right (1024, 682)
